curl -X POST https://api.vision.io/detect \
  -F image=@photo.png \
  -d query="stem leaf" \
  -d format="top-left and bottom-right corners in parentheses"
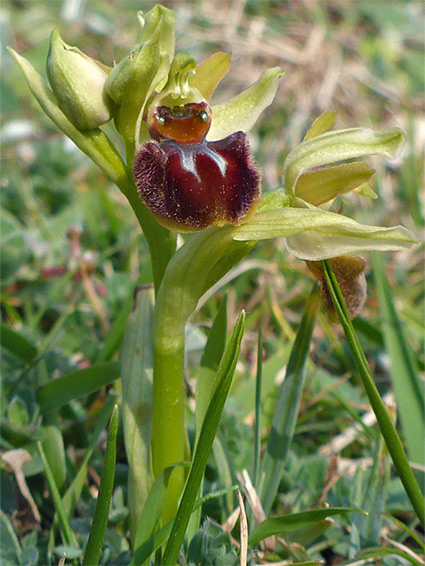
top-left (36, 361), bottom-right (120, 415)
top-left (259, 284), bottom-right (320, 514)
top-left (82, 405), bottom-right (119, 566)
top-left (249, 507), bottom-right (367, 546)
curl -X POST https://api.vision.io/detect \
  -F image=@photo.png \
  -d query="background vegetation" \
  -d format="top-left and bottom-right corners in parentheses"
top-left (1, 1), bottom-right (424, 564)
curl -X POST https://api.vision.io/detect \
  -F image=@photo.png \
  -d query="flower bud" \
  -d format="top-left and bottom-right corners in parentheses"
top-left (105, 42), bottom-right (144, 105)
top-left (46, 29), bottom-right (115, 130)
top-left (306, 255), bottom-right (367, 319)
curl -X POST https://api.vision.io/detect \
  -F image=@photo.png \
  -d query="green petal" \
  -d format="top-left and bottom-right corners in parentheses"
top-left (232, 207), bottom-right (418, 259)
top-left (189, 52), bottom-right (231, 101)
top-left (207, 67), bottom-right (284, 141)
top-left (295, 162), bottom-right (376, 205)
top-left (284, 126), bottom-right (405, 194)
top-left (303, 110), bottom-right (336, 141)
top-left (8, 48), bottom-right (127, 189)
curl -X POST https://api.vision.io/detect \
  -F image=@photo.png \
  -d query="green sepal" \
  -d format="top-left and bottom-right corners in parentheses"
top-left (232, 206), bottom-right (418, 260)
top-left (295, 162), bottom-right (376, 205)
top-left (9, 48), bottom-right (128, 190)
top-left (207, 67), bottom-right (284, 141)
top-left (284, 126), bottom-right (405, 194)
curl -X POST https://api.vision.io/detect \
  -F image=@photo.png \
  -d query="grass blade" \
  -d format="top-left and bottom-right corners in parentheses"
top-left (131, 486), bottom-right (239, 565)
top-left (259, 284), bottom-right (320, 514)
top-left (249, 507), bottom-right (367, 546)
top-left (373, 252), bottom-right (425, 465)
top-left (162, 311), bottom-right (246, 566)
top-left (36, 361), bottom-right (120, 414)
top-left (38, 441), bottom-right (76, 548)
top-left (131, 463), bottom-right (189, 566)
top-left (82, 405), bottom-right (119, 566)
top-left (322, 259), bottom-right (425, 527)
top-left (195, 295), bottom-right (228, 440)
top-left (0, 324), bottom-right (37, 362)
top-left (253, 328), bottom-right (263, 490)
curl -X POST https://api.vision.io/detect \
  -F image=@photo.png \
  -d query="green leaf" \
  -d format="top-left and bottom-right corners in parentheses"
top-left (190, 295), bottom-right (228, 540)
top-left (303, 111), bottom-right (336, 141)
top-left (36, 361), bottom-right (120, 414)
top-left (8, 48), bottom-right (128, 190)
top-left (41, 426), bottom-right (66, 493)
top-left (190, 52), bottom-right (231, 101)
top-left (284, 126), bottom-right (405, 194)
top-left (0, 324), bottom-right (37, 363)
top-left (373, 253), bottom-right (425, 466)
top-left (1, 511), bottom-right (22, 565)
top-left (259, 284), bottom-right (320, 514)
top-left (38, 442), bottom-right (76, 547)
top-left (121, 286), bottom-right (155, 543)
top-left (48, 393), bottom-right (118, 558)
top-left (82, 405), bottom-right (119, 566)
top-left (60, 393), bottom-right (118, 521)
top-left (253, 328), bottom-right (263, 490)
top-left (248, 507), bottom-right (367, 546)
top-left (162, 312), bottom-right (246, 566)
top-left (130, 487), bottom-right (239, 566)
top-left (207, 67), bottom-right (284, 141)
top-left (322, 260), bottom-right (425, 527)
top-left (232, 206), bottom-right (418, 260)
top-left (358, 546), bottom-right (423, 565)
top-left (295, 162), bottom-right (375, 205)
top-left (195, 295), bottom-right (228, 440)
top-left (131, 462), bottom-right (189, 566)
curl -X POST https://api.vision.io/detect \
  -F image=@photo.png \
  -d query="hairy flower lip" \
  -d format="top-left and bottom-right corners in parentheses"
top-left (133, 131), bottom-right (260, 232)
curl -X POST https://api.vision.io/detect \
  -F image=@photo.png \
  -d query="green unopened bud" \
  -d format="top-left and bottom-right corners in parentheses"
top-left (46, 29), bottom-right (115, 130)
top-left (106, 4), bottom-right (175, 106)
top-left (105, 42), bottom-right (144, 105)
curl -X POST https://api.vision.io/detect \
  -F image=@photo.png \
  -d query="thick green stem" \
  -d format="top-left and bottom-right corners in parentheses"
top-left (151, 227), bottom-right (256, 521)
top-left (151, 328), bottom-right (187, 524)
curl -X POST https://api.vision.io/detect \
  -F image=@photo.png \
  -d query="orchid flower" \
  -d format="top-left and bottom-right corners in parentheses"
top-left (8, 0), bottom-right (420, 532)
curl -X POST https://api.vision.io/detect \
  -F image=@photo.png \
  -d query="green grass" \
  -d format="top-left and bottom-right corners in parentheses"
top-left (1, 1), bottom-right (424, 565)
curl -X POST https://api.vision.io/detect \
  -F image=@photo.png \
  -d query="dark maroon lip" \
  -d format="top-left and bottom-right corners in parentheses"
top-left (133, 131), bottom-right (261, 231)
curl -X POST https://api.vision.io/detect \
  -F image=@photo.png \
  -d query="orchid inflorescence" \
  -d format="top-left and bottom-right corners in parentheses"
top-left (10, 4), bottom-right (417, 319)
top-left (9, 1), bottom-right (420, 540)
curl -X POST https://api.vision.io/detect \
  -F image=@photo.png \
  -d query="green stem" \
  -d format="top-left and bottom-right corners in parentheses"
top-left (151, 227), bottom-right (255, 522)
top-left (322, 260), bottom-right (425, 527)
